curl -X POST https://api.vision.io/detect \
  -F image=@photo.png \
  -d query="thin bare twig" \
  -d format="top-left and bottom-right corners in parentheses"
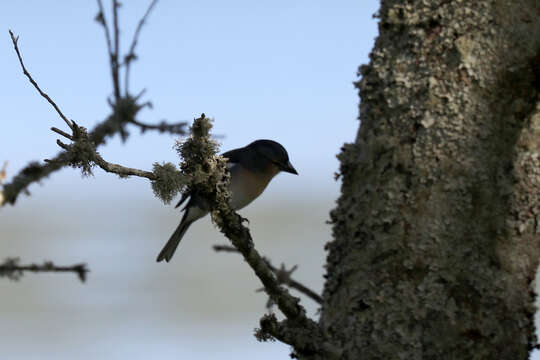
top-left (51, 127), bottom-right (74, 140)
top-left (95, 0), bottom-right (113, 59)
top-left (213, 244), bottom-right (322, 304)
top-left (4, 23), bottom-right (186, 206)
top-left (96, 0), bottom-right (121, 101)
top-left (0, 258), bottom-right (89, 283)
top-left (130, 118), bottom-right (187, 134)
top-left (8, 30), bottom-right (73, 130)
top-left (112, 0), bottom-right (121, 100)
top-left (125, 0), bottom-right (159, 95)
top-left (94, 152), bottom-right (157, 179)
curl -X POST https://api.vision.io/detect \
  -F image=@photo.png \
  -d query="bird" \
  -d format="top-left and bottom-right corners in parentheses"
top-left (156, 139), bottom-right (298, 262)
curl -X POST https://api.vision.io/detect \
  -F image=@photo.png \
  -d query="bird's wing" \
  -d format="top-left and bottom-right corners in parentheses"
top-left (175, 192), bottom-right (190, 209)
top-left (221, 147), bottom-right (244, 164)
top-left (175, 147), bottom-right (242, 209)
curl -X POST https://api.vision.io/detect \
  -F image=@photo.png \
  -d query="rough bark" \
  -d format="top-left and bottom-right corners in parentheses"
top-left (321, 1), bottom-right (540, 359)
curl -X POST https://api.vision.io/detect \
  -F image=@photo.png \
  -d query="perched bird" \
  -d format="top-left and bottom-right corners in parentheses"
top-left (156, 139), bottom-right (298, 262)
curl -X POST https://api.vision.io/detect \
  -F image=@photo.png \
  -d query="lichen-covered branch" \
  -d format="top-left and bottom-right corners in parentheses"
top-left (257, 314), bottom-right (342, 359)
top-left (4, 2), bottom-right (186, 206)
top-left (6, 3), bottom-right (333, 356)
top-left (0, 258), bottom-right (89, 283)
top-left (53, 119), bottom-right (186, 202)
top-left (53, 122), bottom-right (157, 180)
top-left (46, 108), bottom-right (332, 355)
top-left (213, 244), bottom-right (322, 304)
top-left (181, 116), bottom-right (303, 320)
top-left (181, 115), bottom-right (335, 357)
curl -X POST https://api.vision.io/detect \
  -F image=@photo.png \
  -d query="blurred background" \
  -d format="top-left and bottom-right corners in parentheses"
top-left (0, 1), bottom-right (379, 359)
top-left (4, 2), bottom-right (540, 360)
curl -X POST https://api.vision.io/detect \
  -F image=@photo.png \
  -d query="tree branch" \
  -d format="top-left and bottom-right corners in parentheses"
top-left (129, 118), bottom-right (188, 135)
top-left (95, 152), bottom-right (157, 179)
top-left (5, 30), bottom-right (159, 199)
top-left (112, 0), bottom-right (121, 100)
top-left (179, 115), bottom-right (336, 356)
top-left (95, 0), bottom-right (114, 67)
top-left (124, 0), bottom-right (158, 95)
top-left (177, 115), bottom-right (305, 321)
top-left (8, 30), bottom-right (73, 131)
top-left (96, 0), bottom-right (122, 101)
top-left (257, 314), bottom-right (342, 359)
top-left (213, 244), bottom-right (322, 304)
top-left (7, 4), bottom-right (334, 356)
top-left (0, 258), bottom-right (89, 283)
top-left (4, 6), bottom-right (186, 206)
top-left (54, 122), bottom-right (157, 180)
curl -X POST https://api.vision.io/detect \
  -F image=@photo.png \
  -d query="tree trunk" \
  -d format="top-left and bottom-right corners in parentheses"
top-left (321, 1), bottom-right (540, 358)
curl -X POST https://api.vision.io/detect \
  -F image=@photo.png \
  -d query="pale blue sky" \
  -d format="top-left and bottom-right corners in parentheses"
top-left (2, 2), bottom-right (380, 360)
top-left (4, 2), bottom-right (540, 360)
top-left (2, 0), bottom-right (379, 201)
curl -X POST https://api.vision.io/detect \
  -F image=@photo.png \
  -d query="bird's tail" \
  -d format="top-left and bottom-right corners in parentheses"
top-left (156, 220), bottom-right (193, 262)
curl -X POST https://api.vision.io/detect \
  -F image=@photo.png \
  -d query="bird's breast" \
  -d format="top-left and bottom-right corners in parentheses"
top-left (229, 164), bottom-right (277, 210)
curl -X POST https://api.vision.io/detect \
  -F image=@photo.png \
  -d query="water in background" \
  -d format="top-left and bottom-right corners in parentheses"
top-left (4, 176), bottom-right (540, 359)
top-left (1, 179), bottom-right (331, 360)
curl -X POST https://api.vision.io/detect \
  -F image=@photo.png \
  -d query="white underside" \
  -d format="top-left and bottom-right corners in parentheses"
top-left (184, 163), bottom-right (263, 223)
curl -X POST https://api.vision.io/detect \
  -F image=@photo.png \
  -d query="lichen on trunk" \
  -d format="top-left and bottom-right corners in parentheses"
top-left (321, 1), bottom-right (540, 359)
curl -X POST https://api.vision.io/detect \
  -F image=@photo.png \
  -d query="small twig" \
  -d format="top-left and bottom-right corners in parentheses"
top-left (95, 0), bottom-right (113, 61)
top-left (93, 152), bottom-right (157, 179)
top-left (125, 0), bottom-right (158, 95)
top-left (8, 30), bottom-right (73, 130)
top-left (130, 118), bottom-right (187, 134)
top-left (213, 244), bottom-right (322, 304)
top-left (56, 139), bottom-right (70, 151)
top-left (96, 0), bottom-right (121, 101)
top-left (4, 15), bottom-right (184, 206)
top-left (112, 0), bottom-right (121, 100)
top-left (0, 258), bottom-right (89, 283)
top-left (51, 127), bottom-right (74, 140)
top-left (213, 244), bottom-right (239, 253)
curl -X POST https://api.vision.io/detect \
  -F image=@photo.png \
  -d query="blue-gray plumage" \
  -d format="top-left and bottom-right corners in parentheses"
top-left (156, 139), bottom-right (298, 262)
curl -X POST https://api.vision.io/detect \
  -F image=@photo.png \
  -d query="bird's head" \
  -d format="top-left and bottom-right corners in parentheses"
top-left (248, 139), bottom-right (298, 175)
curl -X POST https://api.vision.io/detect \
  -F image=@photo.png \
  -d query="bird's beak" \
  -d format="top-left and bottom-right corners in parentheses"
top-left (281, 160), bottom-right (298, 175)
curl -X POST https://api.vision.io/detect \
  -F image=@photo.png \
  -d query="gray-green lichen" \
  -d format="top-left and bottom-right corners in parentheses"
top-left (322, 0), bottom-right (540, 359)
top-left (176, 114), bottom-right (231, 214)
top-left (66, 125), bottom-right (97, 176)
top-left (149, 114), bottom-right (229, 206)
top-left (150, 162), bottom-right (186, 204)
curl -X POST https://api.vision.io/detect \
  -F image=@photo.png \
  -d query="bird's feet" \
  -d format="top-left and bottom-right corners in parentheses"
top-left (238, 214), bottom-right (250, 225)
